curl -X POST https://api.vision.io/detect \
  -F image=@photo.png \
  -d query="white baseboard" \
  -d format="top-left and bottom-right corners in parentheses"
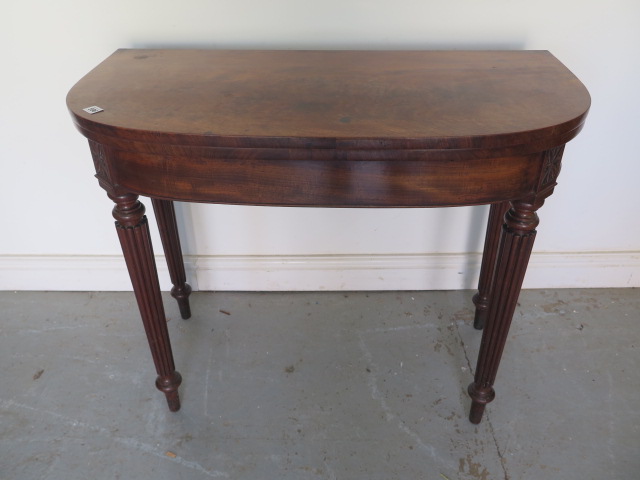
top-left (1, 252), bottom-right (638, 291)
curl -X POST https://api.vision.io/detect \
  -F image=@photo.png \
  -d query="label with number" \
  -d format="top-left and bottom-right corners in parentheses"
top-left (83, 106), bottom-right (104, 114)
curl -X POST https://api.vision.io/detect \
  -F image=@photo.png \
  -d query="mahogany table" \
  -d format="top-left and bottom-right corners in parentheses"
top-left (67, 49), bottom-right (590, 424)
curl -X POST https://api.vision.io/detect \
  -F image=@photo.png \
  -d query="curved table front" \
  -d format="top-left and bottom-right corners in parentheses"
top-left (67, 49), bottom-right (590, 424)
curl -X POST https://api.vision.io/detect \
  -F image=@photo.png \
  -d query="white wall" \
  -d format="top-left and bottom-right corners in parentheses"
top-left (2, 0), bottom-right (639, 290)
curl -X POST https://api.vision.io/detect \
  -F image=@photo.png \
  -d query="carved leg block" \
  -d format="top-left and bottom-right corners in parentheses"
top-left (112, 193), bottom-right (182, 411)
top-left (151, 198), bottom-right (192, 319)
top-left (468, 200), bottom-right (538, 424)
top-left (472, 201), bottom-right (510, 330)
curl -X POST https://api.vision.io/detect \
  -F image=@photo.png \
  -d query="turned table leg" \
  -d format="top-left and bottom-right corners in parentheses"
top-left (472, 201), bottom-right (510, 330)
top-left (151, 198), bottom-right (192, 319)
top-left (468, 199), bottom-right (539, 424)
top-left (111, 193), bottom-right (182, 411)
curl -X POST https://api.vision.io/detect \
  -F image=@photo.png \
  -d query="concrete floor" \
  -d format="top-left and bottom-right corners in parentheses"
top-left (1, 289), bottom-right (638, 479)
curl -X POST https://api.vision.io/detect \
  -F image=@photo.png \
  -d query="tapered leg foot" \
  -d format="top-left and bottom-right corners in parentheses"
top-left (471, 292), bottom-right (488, 331)
top-left (156, 371), bottom-right (183, 412)
top-left (172, 284), bottom-right (192, 320)
top-left (152, 198), bottom-right (192, 319)
top-left (468, 383), bottom-right (495, 424)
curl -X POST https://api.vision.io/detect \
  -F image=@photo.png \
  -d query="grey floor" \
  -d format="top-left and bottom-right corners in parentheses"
top-left (1, 289), bottom-right (638, 480)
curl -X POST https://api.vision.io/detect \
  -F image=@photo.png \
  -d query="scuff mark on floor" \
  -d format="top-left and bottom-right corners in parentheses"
top-left (458, 453), bottom-right (490, 480)
top-left (1, 398), bottom-right (229, 478)
top-left (356, 331), bottom-right (446, 466)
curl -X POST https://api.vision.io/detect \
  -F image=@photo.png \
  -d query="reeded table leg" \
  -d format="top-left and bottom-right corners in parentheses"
top-left (468, 200), bottom-right (539, 424)
top-left (151, 198), bottom-right (192, 319)
top-left (472, 201), bottom-right (510, 330)
top-left (111, 193), bottom-right (182, 411)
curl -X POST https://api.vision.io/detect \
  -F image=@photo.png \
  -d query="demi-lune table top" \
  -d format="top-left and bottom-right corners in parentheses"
top-left (67, 49), bottom-right (590, 152)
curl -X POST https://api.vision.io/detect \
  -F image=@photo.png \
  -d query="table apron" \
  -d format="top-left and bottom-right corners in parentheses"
top-left (109, 150), bottom-right (543, 207)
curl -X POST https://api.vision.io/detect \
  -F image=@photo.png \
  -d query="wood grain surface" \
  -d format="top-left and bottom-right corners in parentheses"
top-left (67, 49), bottom-right (590, 151)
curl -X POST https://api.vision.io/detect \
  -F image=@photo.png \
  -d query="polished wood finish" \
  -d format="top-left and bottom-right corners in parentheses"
top-left (68, 50), bottom-right (590, 422)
